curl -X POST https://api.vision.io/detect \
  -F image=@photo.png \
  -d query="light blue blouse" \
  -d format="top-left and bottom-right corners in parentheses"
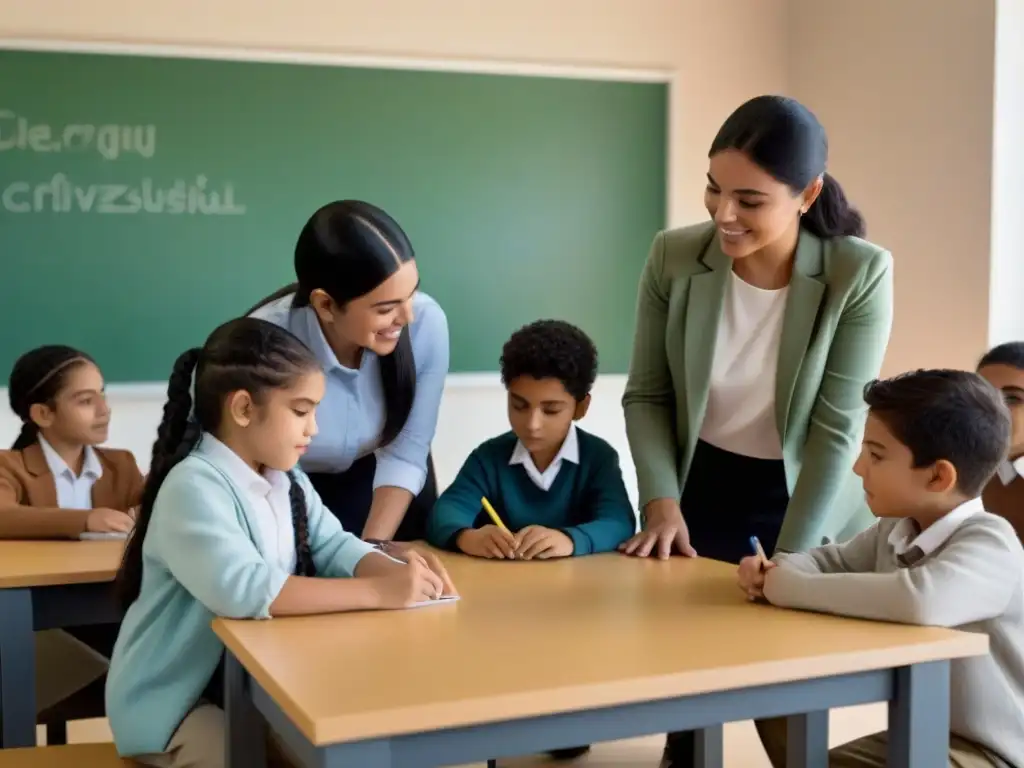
top-left (251, 291), bottom-right (449, 496)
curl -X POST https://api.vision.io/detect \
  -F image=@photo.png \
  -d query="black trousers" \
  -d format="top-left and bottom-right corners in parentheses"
top-left (665, 439), bottom-right (790, 765)
top-left (306, 452), bottom-right (439, 541)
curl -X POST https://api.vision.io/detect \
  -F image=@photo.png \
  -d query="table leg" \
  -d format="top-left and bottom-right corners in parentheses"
top-left (694, 725), bottom-right (724, 768)
top-left (0, 588), bottom-right (36, 748)
top-left (785, 711), bottom-right (828, 768)
top-left (887, 661), bottom-right (950, 768)
top-left (225, 651), bottom-right (267, 768)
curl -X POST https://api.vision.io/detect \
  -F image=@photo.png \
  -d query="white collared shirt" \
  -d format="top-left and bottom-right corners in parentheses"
top-left (38, 435), bottom-right (103, 510)
top-left (887, 496), bottom-right (985, 558)
top-left (996, 456), bottom-right (1024, 486)
top-left (509, 424), bottom-right (580, 491)
top-left (200, 435), bottom-right (297, 574)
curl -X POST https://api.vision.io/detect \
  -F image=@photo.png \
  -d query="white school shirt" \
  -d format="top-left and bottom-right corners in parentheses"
top-left (996, 456), bottom-right (1024, 486)
top-left (886, 496), bottom-right (984, 558)
top-left (200, 435), bottom-right (297, 574)
top-left (38, 435), bottom-right (103, 509)
top-left (699, 271), bottom-right (789, 459)
top-left (509, 424), bottom-right (580, 491)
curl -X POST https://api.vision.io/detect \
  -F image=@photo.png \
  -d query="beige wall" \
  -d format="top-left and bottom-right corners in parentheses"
top-left (788, 0), bottom-right (998, 373)
top-left (0, 0), bottom-right (789, 227)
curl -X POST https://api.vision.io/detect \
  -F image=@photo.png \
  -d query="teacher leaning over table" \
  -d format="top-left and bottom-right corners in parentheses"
top-left (621, 95), bottom-right (894, 768)
top-left (621, 95), bottom-right (894, 566)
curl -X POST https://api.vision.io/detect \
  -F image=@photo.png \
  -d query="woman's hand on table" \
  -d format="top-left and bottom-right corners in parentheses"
top-left (619, 498), bottom-right (697, 559)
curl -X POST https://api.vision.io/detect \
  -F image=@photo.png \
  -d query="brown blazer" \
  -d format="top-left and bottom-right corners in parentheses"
top-left (983, 469), bottom-right (1024, 545)
top-left (0, 442), bottom-right (145, 540)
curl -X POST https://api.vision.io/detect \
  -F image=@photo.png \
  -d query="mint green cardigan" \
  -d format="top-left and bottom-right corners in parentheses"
top-left (105, 435), bottom-right (378, 757)
top-left (622, 222), bottom-right (893, 552)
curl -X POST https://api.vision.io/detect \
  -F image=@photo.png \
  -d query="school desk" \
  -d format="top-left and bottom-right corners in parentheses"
top-left (213, 551), bottom-right (987, 768)
top-left (0, 540), bottom-right (124, 749)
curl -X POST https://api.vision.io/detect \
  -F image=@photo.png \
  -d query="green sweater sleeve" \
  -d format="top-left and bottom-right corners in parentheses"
top-left (622, 231), bottom-right (682, 507)
top-left (776, 250), bottom-right (894, 552)
top-left (563, 447), bottom-right (637, 555)
top-left (425, 450), bottom-right (491, 550)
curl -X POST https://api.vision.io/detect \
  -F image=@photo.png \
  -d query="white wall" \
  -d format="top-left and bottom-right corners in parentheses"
top-left (989, 0), bottom-right (1024, 347)
top-left (0, 375), bottom-right (640, 508)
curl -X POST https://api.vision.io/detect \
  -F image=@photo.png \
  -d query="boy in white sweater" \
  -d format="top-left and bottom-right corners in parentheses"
top-left (739, 369), bottom-right (1024, 768)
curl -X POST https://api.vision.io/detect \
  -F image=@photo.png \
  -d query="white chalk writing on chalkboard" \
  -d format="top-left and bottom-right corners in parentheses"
top-left (0, 175), bottom-right (246, 215)
top-left (0, 111), bottom-right (157, 161)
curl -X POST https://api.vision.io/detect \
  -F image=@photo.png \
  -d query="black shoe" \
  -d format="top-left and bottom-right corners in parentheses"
top-left (548, 745), bottom-right (591, 760)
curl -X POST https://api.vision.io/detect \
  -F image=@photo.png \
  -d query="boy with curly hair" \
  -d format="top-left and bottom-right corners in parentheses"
top-left (426, 319), bottom-right (635, 561)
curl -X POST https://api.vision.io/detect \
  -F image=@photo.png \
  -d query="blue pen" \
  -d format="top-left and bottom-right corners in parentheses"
top-left (749, 535), bottom-right (770, 568)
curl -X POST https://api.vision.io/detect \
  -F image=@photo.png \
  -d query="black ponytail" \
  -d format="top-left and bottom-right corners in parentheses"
top-left (117, 348), bottom-right (201, 608)
top-left (116, 318), bottom-right (323, 609)
top-left (7, 345), bottom-right (95, 450)
top-left (710, 95), bottom-right (867, 240)
top-left (801, 172), bottom-right (865, 239)
top-left (287, 475), bottom-right (316, 577)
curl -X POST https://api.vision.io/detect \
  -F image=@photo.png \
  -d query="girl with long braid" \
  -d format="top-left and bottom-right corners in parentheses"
top-left (105, 317), bottom-right (457, 768)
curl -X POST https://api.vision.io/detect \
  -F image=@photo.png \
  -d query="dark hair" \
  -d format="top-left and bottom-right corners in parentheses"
top-left (117, 317), bottom-right (322, 608)
top-left (863, 369), bottom-right (1010, 497)
top-left (500, 320), bottom-right (598, 402)
top-left (8, 345), bottom-right (96, 450)
top-left (247, 200), bottom-right (416, 446)
top-left (978, 341), bottom-right (1024, 371)
top-left (709, 95), bottom-right (865, 239)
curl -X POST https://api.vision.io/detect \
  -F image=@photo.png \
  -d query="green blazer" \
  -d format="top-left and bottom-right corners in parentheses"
top-left (622, 221), bottom-right (893, 552)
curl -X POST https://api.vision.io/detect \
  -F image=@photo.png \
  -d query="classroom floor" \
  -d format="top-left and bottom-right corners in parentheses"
top-left (57, 704), bottom-right (886, 766)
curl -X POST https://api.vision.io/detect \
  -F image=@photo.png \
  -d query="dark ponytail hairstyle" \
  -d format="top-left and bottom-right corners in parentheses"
top-left (247, 200), bottom-right (417, 447)
top-left (117, 317), bottom-right (322, 608)
top-left (8, 345), bottom-right (95, 450)
top-left (709, 95), bottom-right (865, 239)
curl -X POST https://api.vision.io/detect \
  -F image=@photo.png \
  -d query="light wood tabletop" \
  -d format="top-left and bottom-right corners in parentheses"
top-left (0, 540), bottom-right (125, 588)
top-left (213, 551), bottom-right (988, 747)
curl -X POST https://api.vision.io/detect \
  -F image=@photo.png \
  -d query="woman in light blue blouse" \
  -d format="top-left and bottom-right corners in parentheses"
top-left (248, 200), bottom-right (449, 542)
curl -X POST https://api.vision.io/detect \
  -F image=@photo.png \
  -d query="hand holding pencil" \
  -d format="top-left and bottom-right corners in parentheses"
top-left (737, 536), bottom-right (776, 601)
top-left (454, 497), bottom-right (518, 559)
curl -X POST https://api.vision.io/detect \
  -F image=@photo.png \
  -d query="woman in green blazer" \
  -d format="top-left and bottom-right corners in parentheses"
top-left (621, 95), bottom-right (893, 569)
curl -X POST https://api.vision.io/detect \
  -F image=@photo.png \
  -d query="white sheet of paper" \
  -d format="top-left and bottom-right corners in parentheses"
top-left (411, 595), bottom-right (460, 609)
top-left (79, 531), bottom-right (129, 541)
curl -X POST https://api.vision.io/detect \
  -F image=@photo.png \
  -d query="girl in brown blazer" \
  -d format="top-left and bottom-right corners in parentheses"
top-left (1, 345), bottom-right (144, 715)
top-left (1, 345), bottom-right (144, 540)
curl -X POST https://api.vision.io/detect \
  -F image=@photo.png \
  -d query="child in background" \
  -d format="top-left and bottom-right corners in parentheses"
top-left (1, 345), bottom-right (143, 539)
top-left (427, 319), bottom-right (635, 562)
top-left (977, 341), bottom-right (1024, 541)
top-left (106, 317), bottom-right (456, 768)
top-left (738, 370), bottom-right (1024, 768)
top-left (0, 345), bottom-right (143, 715)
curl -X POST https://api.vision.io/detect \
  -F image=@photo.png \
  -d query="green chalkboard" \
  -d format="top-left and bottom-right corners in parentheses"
top-left (0, 50), bottom-right (666, 381)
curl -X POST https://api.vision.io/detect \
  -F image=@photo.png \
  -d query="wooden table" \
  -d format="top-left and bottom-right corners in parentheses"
top-left (214, 552), bottom-right (988, 768)
top-left (0, 541), bottom-right (124, 748)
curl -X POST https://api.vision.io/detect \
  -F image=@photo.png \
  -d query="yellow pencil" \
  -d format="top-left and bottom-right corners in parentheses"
top-left (480, 496), bottom-right (511, 533)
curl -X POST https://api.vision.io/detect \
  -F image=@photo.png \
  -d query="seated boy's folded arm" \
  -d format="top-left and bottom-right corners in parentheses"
top-left (155, 474), bottom-right (290, 619)
top-left (425, 451), bottom-right (492, 550)
top-left (294, 470), bottom-right (379, 577)
top-left (0, 467), bottom-right (90, 539)
top-left (765, 524), bottom-right (1021, 627)
top-left (564, 449), bottom-right (637, 555)
top-left (773, 523), bottom-right (882, 574)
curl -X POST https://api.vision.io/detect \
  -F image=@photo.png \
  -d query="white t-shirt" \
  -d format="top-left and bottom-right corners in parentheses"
top-left (699, 271), bottom-right (789, 460)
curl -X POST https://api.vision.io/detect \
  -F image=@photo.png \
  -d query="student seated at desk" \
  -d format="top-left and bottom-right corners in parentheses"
top-left (106, 318), bottom-right (457, 768)
top-left (738, 370), bottom-right (1024, 768)
top-left (977, 341), bottom-right (1024, 542)
top-left (0, 345), bottom-right (143, 714)
top-left (1, 345), bottom-right (143, 540)
top-left (427, 319), bottom-right (635, 561)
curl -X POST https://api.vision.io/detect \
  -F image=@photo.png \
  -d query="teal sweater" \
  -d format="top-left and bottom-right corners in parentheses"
top-left (427, 429), bottom-right (636, 555)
